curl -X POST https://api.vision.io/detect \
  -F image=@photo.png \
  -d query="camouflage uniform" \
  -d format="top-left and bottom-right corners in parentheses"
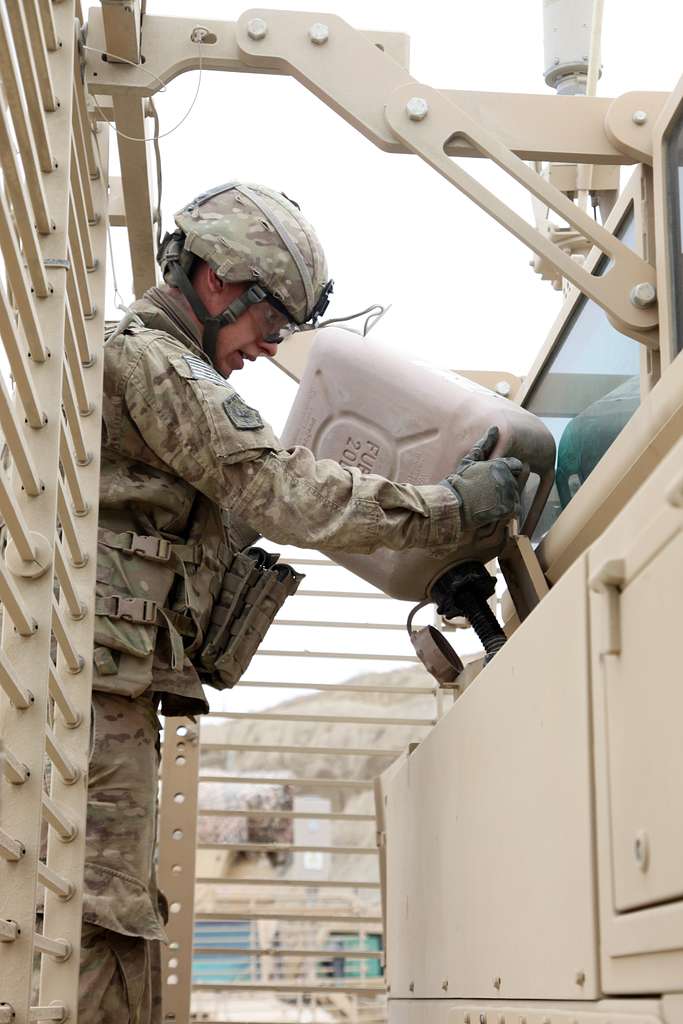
top-left (85, 185), bottom-right (464, 1021)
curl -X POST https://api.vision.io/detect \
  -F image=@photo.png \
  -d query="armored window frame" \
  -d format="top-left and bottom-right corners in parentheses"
top-left (515, 183), bottom-right (641, 541)
top-left (512, 168), bottom-right (657, 580)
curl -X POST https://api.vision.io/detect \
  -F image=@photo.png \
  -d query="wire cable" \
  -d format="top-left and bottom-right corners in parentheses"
top-left (149, 98), bottom-right (163, 249)
top-left (85, 41), bottom-right (205, 303)
top-left (363, 304), bottom-right (391, 335)
top-left (91, 128), bottom-right (133, 314)
top-left (318, 303), bottom-right (391, 337)
top-left (83, 42), bottom-right (204, 143)
top-left (84, 44), bottom-right (166, 249)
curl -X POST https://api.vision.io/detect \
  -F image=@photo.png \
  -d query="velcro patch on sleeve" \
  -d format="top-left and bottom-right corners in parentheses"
top-left (183, 354), bottom-right (232, 387)
top-left (223, 393), bottom-right (264, 431)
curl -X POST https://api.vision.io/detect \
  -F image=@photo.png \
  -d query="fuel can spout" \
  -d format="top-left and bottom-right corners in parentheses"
top-left (431, 561), bottom-right (507, 662)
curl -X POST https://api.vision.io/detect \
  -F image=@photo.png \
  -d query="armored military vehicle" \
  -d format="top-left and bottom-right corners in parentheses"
top-left (0, 3), bottom-right (681, 1023)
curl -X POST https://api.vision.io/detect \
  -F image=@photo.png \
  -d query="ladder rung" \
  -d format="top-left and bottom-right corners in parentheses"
top-left (51, 596), bottom-right (85, 677)
top-left (196, 911), bottom-right (382, 924)
top-left (274, 617), bottom-right (405, 630)
top-left (0, 278), bottom-right (45, 428)
top-left (255, 647), bottom-right (418, 662)
top-left (54, 537), bottom-right (87, 622)
top-left (191, 981), bottom-right (385, 995)
top-left (0, 562), bottom-right (38, 636)
top-left (48, 663), bottom-right (81, 728)
top-left (0, 918), bottom-right (19, 941)
top-left (33, 933), bottom-right (71, 961)
top-left (238, 679), bottom-right (439, 694)
top-left (42, 792), bottom-right (77, 841)
top-left (0, 372), bottom-right (42, 496)
top-left (199, 742), bottom-right (401, 757)
top-left (38, 861), bottom-right (74, 901)
top-left (204, 710), bottom-right (434, 727)
top-left (37, 0), bottom-right (58, 51)
top-left (197, 808), bottom-right (375, 822)
top-left (57, 478), bottom-right (87, 567)
top-left (0, 472), bottom-right (39, 563)
top-left (298, 589), bottom-right (391, 599)
top-left (45, 724), bottom-right (81, 783)
top-left (196, 842), bottom-right (377, 856)
top-left (2, 745), bottom-right (30, 784)
top-left (194, 877), bottom-right (380, 890)
top-left (59, 424), bottom-right (89, 518)
top-left (29, 1005), bottom-right (67, 1022)
top-left (0, 827), bottom-right (25, 861)
top-left (191, 946), bottom-right (384, 959)
top-left (197, 774), bottom-right (372, 789)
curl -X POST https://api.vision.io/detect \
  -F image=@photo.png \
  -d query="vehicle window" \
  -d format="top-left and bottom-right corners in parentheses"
top-left (522, 212), bottom-right (641, 540)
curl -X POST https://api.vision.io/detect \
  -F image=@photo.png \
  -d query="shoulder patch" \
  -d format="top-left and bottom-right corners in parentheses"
top-left (183, 354), bottom-right (233, 388)
top-left (223, 393), bottom-right (264, 431)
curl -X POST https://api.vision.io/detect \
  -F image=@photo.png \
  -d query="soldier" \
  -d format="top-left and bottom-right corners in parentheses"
top-left (84, 181), bottom-right (523, 1022)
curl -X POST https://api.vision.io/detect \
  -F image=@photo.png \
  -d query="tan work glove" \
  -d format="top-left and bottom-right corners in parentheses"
top-left (440, 426), bottom-right (524, 531)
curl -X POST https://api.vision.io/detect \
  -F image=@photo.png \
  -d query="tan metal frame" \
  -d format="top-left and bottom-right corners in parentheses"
top-left (0, 3), bottom-right (109, 1022)
top-left (85, 9), bottom-right (664, 344)
top-left (100, 0), bottom-right (142, 65)
top-left (158, 717), bottom-right (201, 1023)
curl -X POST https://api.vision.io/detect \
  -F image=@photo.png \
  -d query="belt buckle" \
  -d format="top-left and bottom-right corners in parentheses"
top-left (113, 596), bottom-right (157, 624)
top-left (127, 533), bottom-right (172, 562)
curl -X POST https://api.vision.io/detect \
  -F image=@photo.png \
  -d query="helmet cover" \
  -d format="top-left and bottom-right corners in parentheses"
top-left (173, 182), bottom-right (329, 325)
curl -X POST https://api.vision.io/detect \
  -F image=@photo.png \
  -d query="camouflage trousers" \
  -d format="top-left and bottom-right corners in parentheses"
top-left (79, 691), bottom-right (167, 1024)
top-left (79, 924), bottom-right (162, 1024)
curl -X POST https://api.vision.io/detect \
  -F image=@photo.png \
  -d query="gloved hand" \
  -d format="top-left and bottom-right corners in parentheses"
top-left (440, 425), bottom-right (525, 531)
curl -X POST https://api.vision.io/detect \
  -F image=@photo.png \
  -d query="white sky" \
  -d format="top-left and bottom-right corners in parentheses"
top-left (102, 1), bottom-right (683, 713)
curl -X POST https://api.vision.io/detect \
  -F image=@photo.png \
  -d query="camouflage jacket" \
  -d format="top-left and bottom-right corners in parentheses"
top-left (96, 289), bottom-right (461, 713)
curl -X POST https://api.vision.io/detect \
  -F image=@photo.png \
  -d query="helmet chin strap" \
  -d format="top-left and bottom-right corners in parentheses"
top-left (167, 263), bottom-right (268, 370)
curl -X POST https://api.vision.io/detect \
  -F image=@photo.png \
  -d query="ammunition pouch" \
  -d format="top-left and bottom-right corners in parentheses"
top-left (94, 521), bottom-right (303, 696)
top-left (198, 547), bottom-right (304, 690)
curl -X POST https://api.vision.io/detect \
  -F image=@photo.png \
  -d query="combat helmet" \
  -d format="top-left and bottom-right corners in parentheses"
top-left (157, 182), bottom-right (333, 366)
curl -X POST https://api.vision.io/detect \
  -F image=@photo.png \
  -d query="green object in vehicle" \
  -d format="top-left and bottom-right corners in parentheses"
top-left (556, 375), bottom-right (640, 509)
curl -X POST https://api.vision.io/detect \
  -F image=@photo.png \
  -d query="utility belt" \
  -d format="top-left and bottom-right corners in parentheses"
top-left (94, 528), bottom-right (303, 690)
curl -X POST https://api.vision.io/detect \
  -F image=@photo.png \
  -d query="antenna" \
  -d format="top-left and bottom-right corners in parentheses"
top-left (542, 0), bottom-right (601, 96)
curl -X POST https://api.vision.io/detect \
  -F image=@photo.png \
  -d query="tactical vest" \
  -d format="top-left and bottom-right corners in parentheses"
top-left (94, 313), bottom-right (302, 708)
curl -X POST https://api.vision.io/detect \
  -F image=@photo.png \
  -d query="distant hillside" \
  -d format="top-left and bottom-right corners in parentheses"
top-left (198, 667), bottom-right (443, 882)
top-left (202, 666), bottom-right (437, 781)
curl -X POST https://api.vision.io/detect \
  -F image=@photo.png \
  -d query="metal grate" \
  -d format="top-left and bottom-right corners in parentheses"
top-left (0, 2), bottom-right (109, 1022)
